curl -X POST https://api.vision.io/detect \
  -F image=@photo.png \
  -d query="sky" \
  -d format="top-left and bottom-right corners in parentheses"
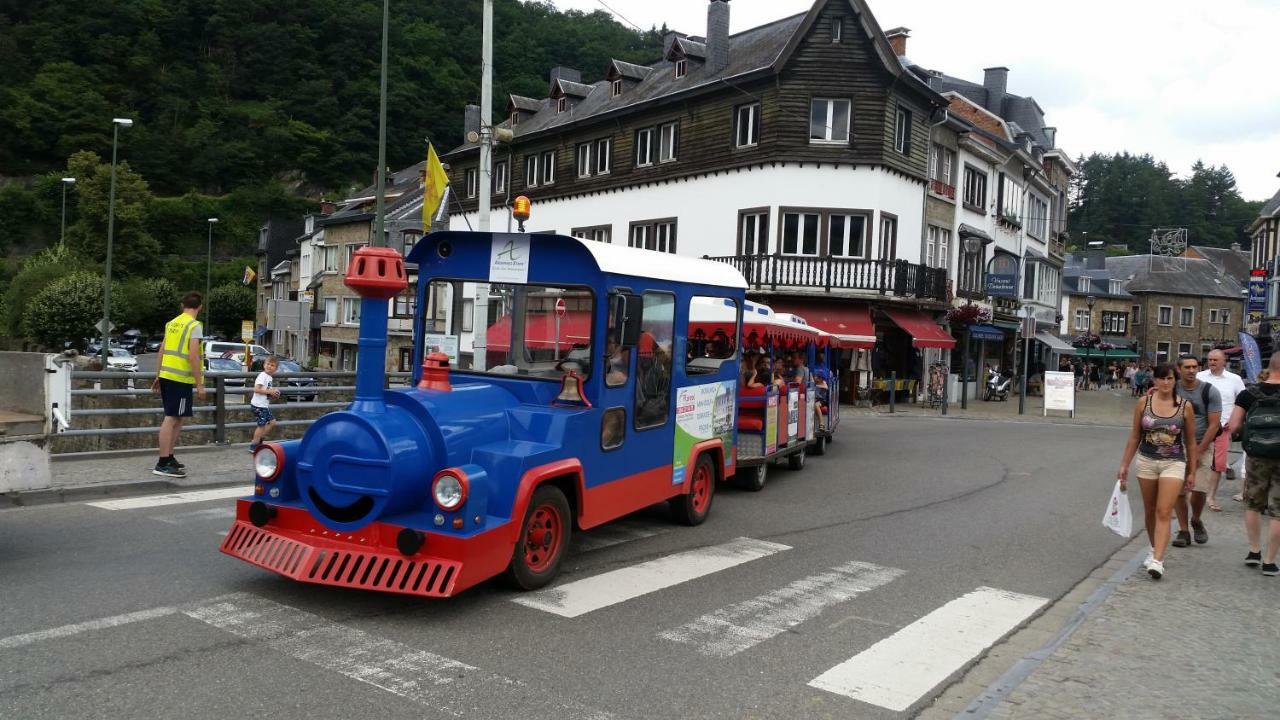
top-left (541, 0), bottom-right (1280, 201)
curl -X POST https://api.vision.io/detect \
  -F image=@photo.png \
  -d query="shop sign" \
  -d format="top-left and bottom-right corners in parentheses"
top-left (1248, 268), bottom-right (1267, 313)
top-left (985, 254), bottom-right (1020, 298)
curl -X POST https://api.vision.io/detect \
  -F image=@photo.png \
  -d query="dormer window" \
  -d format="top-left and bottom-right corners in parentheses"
top-left (674, 59), bottom-right (688, 79)
top-left (557, 97), bottom-right (568, 113)
top-left (832, 18), bottom-right (842, 43)
top-left (511, 111), bottom-right (519, 126)
top-left (612, 79), bottom-right (623, 97)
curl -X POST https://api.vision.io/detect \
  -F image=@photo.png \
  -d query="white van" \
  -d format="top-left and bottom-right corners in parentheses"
top-left (203, 341), bottom-right (270, 363)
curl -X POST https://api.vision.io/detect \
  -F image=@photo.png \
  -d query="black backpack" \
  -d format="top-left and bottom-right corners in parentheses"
top-left (1242, 386), bottom-right (1280, 458)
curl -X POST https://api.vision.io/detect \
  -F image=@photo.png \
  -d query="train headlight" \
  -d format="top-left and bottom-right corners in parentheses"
top-left (432, 470), bottom-right (468, 511)
top-left (254, 443), bottom-right (283, 481)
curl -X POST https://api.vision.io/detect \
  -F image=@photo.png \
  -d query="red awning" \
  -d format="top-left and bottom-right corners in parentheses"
top-left (883, 308), bottom-right (956, 349)
top-left (487, 311), bottom-right (593, 351)
top-left (766, 300), bottom-right (876, 350)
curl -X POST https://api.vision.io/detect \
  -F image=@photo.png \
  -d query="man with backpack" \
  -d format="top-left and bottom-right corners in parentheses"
top-left (1172, 355), bottom-right (1220, 547)
top-left (1226, 353), bottom-right (1280, 576)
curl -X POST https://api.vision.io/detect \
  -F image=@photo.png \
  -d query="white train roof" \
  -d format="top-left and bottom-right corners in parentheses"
top-left (575, 238), bottom-right (747, 290)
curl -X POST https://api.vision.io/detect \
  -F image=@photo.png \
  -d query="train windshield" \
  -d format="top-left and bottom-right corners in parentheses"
top-left (423, 279), bottom-right (595, 380)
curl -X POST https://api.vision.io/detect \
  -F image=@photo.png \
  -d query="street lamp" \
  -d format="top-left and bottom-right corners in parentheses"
top-left (59, 177), bottom-right (75, 249)
top-left (100, 117), bottom-right (133, 369)
top-left (205, 218), bottom-right (219, 331)
top-left (1085, 294), bottom-right (1097, 376)
top-left (960, 235), bottom-right (983, 410)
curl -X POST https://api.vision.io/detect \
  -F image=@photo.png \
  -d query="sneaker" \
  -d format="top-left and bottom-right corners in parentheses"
top-left (1245, 551), bottom-right (1262, 567)
top-left (169, 455), bottom-right (185, 470)
top-left (248, 444), bottom-right (259, 454)
top-left (1147, 559), bottom-right (1165, 580)
top-left (152, 462), bottom-right (186, 479)
top-left (1191, 520), bottom-right (1208, 545)
top-left (1142, 551), bottom-right (1154, 569)
top-left (1171, 530), bottom-right (1192, 548)
top-left (1263, 563), bottom-right (1279, 577)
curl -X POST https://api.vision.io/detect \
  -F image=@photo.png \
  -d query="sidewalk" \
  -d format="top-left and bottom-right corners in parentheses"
top-left (854, 386), bottom-right (1138, 427)
top-left (982, 497), bottom-right (1280, 719)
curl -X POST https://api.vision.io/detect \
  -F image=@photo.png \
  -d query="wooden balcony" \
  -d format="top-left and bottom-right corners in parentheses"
top-left (705, 254), bottom-right (948, 302)
top-left (929, 179), bottom-right (956, 200)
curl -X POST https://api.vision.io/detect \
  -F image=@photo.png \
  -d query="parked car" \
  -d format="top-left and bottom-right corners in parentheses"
top-left (205, 356), bottom-right (248, 388)
top-left (118, 329), bottom-right (144, 353)
top-left (250, 357), bottom-right (318, 402)
top-left (144, 336), bottom-right (163, 353)
top-left (104, 348), bottom-right (138, 372)
top-left (85, 339), bottom-right (127, 357)
top-left (203, 340), bottom-right (269, 364)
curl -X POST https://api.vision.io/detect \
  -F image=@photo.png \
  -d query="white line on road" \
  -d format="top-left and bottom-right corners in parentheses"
top-left (512, 537), bottom-right (790, 618)
top-left (87, 486), bottom-right (250, 510)
top-left (0, 606), bottom-right (179, 650)
top-left (808, 586), bottom-right (1047, 712)
top-left (573, 519), bottom-right (671, 553)
top-left (184, 595), bottom-right (615, 719)
top-left (658, 560), bottom-right (905, 658)
top-left (149, 506), bottom-right (237, 525)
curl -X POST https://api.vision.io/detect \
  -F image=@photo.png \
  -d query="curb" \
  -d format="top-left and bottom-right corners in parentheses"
top-left (0, 476), bottom-right (251, 510)
top-left (50, 442), bottom-right (251, 463)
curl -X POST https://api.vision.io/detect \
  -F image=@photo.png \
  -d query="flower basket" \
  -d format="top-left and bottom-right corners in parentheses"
top-left (946, 304), bottom-right (991, 327)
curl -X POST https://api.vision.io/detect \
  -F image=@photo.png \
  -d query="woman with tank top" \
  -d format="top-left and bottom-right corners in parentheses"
top-left (1118, 363), bottom-right (1199, 579)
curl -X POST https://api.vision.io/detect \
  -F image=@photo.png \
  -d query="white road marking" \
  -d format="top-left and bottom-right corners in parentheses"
top-left (0, 606), bottom-right (179, 650)
top-left (87, 486), bottom-right (250, 510)
top-left (512, 537), bottom-right (790, 618)
top-left (808, 586), bottom-right (1047, 712)
top-left (150, 506), bottom-right (237, 525)
top-left (184, 595), bottom-right (615, 719)
top-left (658, 560), bottom-right (904, 658)
top-left (573, 519), bottom-right (671, 553)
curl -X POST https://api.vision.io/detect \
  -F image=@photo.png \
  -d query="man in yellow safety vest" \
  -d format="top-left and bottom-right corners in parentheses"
top-left (150, 291), bottom-right (206, 477)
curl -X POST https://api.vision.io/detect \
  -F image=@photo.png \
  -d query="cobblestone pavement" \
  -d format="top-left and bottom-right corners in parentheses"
top-left (984, 496), bottom-right (1280, 720)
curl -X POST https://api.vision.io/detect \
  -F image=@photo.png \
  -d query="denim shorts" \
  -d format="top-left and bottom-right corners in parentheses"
top-left (252, 406), bottom-right (274, 427)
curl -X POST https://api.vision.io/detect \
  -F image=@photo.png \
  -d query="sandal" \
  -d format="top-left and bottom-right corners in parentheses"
top-left (1209, 503), bottom-right (1222, 512)
top-left (1232, 493), bottom-right (1244, 502)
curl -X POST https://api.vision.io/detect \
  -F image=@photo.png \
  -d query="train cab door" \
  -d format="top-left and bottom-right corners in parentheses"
top-left (599, 290), bottom-right (676, 485)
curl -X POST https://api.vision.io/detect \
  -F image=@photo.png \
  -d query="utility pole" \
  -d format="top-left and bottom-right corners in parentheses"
top-left (60, 177), bottom-right (76, 249)
top-left (101, 118), bottom-right (133, 368)
top-left (471, 0), bottom-right (494, 370)
top-left (372, 0), bottom-right (390, 249)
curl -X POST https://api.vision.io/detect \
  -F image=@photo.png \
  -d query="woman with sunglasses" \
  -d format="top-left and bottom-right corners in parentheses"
top-left (1117, 363), bottom-right (1199, 579)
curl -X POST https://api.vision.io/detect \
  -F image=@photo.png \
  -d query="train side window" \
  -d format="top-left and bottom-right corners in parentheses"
top-left (635, 292), bottom-right (675, 429)
top-left (605, 290), bottom-right (639, 387)
top-left (686, 296), bottom-right (738, 375)
top-left (601, 407), bottom-right (625, 450)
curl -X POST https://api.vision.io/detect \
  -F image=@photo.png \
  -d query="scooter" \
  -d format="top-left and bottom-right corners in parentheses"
top-left (985, 367), bottom-right (1013, 401)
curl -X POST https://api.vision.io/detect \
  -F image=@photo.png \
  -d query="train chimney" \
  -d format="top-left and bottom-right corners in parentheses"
top-left (343, 246), bottom-right (408, 413)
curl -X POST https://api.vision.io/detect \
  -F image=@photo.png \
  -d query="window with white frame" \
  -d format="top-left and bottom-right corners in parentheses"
top-left (401, 231), bottom-right (421, 256)
top-left (571, 225), bottom-right (611, 243)
top-left (1109, 279), bottom-right (1123, 294)
top-left (300, 251), bottom-right (312, 280)
top-left (323, 297), bottom-right (338, 324)
top-left (739, 210), bottom-right (769, 255)
top-left (460, 298), bottom-right (474, 333)
top-left (493, 160), bottom-right (507, 195)
top-left (809, 98), bottom-right (850, 143)
top-left (1178, 342), bottom-right (1192, 356)
top-left (635, 127), bottom-right (655, 167)
top-left (659, 121), bottom-right (679, 162)
top-left (557, 96), bottom-right (568, 113)
top-left (343, 297), bottom-right (361, 324)
top-left (735, 103), bottom-right (760, 148)
top-left (879, 215), bottom-right (898, 261)
top-left (674, 59), bottom-right (687, 78)
top-left (525, 154), bottom-right (539, 187)
top-left (959, 243), bottom-right (988, 295)
top-left (1102, 311), bottom-right (1127, 335)
top-left (998, 174), bottom-right (1022, 221)
top-left (321, 245), bottom-right (338, 272)
top-left (781, 212), bottom-right (821, 256)
top-left (963, 165), bottom-right (987, 211)
top-left (393, 290), bottom-right (416, 318)
top-left (1209, 308), bottom-right (1219, 324)
top-left (1156, 341), bottom-right (1170, 363)
top-left (828, 213), bottom-right (869, 258)
top-left (930, 145), bottom-right (956, 186)
top-left (345, 243), bottom-right (366, 271)
top-left (1180, 307), bottom-right (1194, 327)
top-left (927, 225), bottom-right (951, 269)
top-left (611, 79), bottom-right (622, 97)
top-left (894, 106), bottom-right (912, 155)
top-left (595, 138), bottom-right (611, 174)
top-left (540, 150), bottom-right (556, 185)
top-left (1039, 265), bottom-right (1058, 305)
top-left (1201, 342), bottom-right (1213, 358)
top-left (1074, 309), bottom-right (1090, 331)
top-left (629, 219), bottom-right (677, 253)
top-left (465, 168), bottom-right (478, 198)
top-left (1158, 305), bottom-right (1172, 326)
top-left (576, 142), bottom-right (592, 178)
top-left (1026, 194), bottom-right (1048, 239)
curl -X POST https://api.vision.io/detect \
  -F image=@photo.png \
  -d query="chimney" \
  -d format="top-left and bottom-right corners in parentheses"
top-left (983, 66), bottom-right (1008, 114)
top-left (706, 0), bottom-right (731, 74)
top-left (464, 104), bottom-right (480, 141)
top-left (885, 27), bottom-right (910, 56)
top-left (1043, 126), bottom-right (1057, 148)
top-left (1231, 242), bottom-right (1242, 253)
top-left (319, 199), bottom-right (336, 216)
top-left (548, 66), bottom-right (581, 95)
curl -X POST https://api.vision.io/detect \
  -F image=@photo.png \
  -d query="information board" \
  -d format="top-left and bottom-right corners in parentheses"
top-left (1043, 371), bottom-right (1075, 416)
top-left (422, 333), bottom-right (460, 365)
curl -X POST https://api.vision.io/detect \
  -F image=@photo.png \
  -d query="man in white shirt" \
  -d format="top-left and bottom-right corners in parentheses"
top-left (1198, 349), bottom-right (1247, 510)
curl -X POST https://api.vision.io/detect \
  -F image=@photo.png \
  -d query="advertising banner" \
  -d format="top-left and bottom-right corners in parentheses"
top-left (765, 394), bottom-right (779, 455)
top-left (1043, 371), bottom-right (1075, 416)
top-left (787, 387), bottom-right (800, 439)
top-left (673, 381), bottom-right (736, 486)
top-left (1240, 332), bottom-right (1262, 383)
top-left (1248, 272), bottom-right (1267, 313)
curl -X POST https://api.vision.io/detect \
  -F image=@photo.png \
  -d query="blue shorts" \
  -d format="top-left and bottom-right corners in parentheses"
top-left (252, 406), bottom-right (275, 427)
top-left (159, 378), bottom-right (194, 418)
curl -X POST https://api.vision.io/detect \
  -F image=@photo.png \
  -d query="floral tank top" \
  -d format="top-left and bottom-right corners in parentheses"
top-left (1138, 395), bottom-right (1186, 460)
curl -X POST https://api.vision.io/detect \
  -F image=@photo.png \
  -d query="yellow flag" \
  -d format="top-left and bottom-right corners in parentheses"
top-left (241, 266), bottom-right (257, 285)
top-left (423, 143), bottom-right (450, 226)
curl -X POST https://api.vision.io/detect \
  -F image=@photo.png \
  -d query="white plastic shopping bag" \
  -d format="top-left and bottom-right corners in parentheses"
top-left (1101, 480), bottom-right (1133, 537)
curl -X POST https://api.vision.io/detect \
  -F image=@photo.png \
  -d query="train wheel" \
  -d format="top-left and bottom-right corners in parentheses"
top-left (812, 435), bottom-right (827, 456)
top-left (733, 463), bottom-right (767, 492)
top-left (788, 447), bottom-right (807, 471)
top-left (671, 454), bottom-right (715, 526)
top-left (505, 485), bottom-right (571, 591)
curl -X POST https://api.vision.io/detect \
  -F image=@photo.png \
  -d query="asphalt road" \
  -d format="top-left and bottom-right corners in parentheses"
top-left (0, 415), bottom-right (1130, 719)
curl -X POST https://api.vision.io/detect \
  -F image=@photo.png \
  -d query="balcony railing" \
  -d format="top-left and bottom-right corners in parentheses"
top-left (705, 254), bottom-right (948, 301)
top-left (929, 179), bottom-right (956, 200)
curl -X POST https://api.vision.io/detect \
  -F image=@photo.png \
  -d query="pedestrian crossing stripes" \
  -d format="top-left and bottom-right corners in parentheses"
top-left (87, 486), bottom-right (250, 510)
top-left (512, 537), bottom-right (790, 618)
top-left (184, 594), bottom-right (616, 719)
top-left (807, 586), bottom-right (1047, 712)
top-left (658, 560), bottom-right (904, 658)
top-left (149, 507), bottom-right (236, 525)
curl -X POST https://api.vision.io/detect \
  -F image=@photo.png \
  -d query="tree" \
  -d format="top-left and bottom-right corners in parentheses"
top-left (206, 282), bottom-right (256, 338)
top-left (2, 244), bottom-right (85, 337)
top-left (119, 277), bottom-right (178, 335)
top-left (21, 270), bottom-right (128, 348)
top-left (63, 150), bottom-right (161, 274)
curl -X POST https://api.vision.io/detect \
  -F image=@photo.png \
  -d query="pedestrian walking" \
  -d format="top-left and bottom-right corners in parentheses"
top-left (249, 356), bottom-right (281, 452)
top-left (1198, 349), bottom-right (1247, 512)
top-left (1118, 363), bottom-right (1197, 579)
top-left (1226, 355), bottom-right (1280, 576)
top-left (150, 292), bottom-right (205, 478)
top-left (1125, 362), bottom-right (1138, 395)
top-left (1171, 355), bottom-right (1221, 547)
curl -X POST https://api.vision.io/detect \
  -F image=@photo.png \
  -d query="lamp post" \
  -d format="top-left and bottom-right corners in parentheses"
top-left (100, 117), bottom-right (133, 369)
top-left (960, 235), bottom-right (983, 409)
top-left (1085, 294), bottom-right (1097, 381)
top-left (59, 177), bottom-right (76, 249)
top-left (1019, 305), bottom-right (1034, 415)
top-left (205, 218), bottom-right (219, 330)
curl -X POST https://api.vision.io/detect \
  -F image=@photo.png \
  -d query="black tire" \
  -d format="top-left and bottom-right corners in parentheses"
top-left (670, 454), bottom-right (715, 526)
top-left (812, 435), bottom-right (827, 456)
top-left (733, 463), bottom-right (768, 492)
top-left (505, 485), bottom-right (572, 591)
top-left (788, 447), bottom-right (807, 471)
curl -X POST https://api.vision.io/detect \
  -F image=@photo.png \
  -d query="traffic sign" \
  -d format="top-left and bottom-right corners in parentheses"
top-left (95, 319), bottom-right (115, 336)
top-left (555, 298), bottom-right (566, 317)
top-left (241, 320), bottom-right (254, 343)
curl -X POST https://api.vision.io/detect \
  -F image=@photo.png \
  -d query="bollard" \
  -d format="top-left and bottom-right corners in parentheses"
top-left (889, 371), bottom-right (897, 413)
top-left (214, 376), bottom-right (227, 444)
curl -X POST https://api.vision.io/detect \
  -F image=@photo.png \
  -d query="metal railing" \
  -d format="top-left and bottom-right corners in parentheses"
top-left (62, 370), bottom-right (412, 442)
top-left (705, 254), bottom-right (948, 301)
